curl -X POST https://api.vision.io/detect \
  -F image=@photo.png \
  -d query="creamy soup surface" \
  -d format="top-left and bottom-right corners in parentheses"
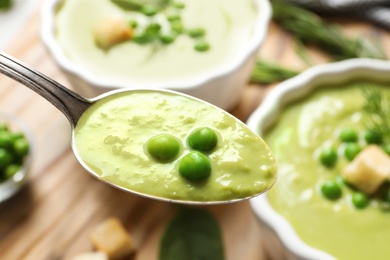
top-left (264, 83), bottom-right (390, 260)
top-left (74, 90), bottom-right (277, 202)
top-left (55, 0), bottom-right (258, 85)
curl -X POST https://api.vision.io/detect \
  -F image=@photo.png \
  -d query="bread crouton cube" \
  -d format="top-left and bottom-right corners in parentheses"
top-left (342, 145), bottom-right (390, 194)
top-left (88, 217), bottom-right (136, 259)
top-left (72, 252), bottom-right (108, 260)
top-left (94, 16), bottom-right (133, 50)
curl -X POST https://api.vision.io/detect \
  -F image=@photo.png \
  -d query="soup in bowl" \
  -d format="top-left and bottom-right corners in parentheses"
top-left (41, 0), bottom-right (271, 110)
top-left (248, 59), bottom-right (390, 260)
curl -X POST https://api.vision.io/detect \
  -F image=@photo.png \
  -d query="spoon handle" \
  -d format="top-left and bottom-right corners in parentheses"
top-left (0, 51), bottom-right (91, 127)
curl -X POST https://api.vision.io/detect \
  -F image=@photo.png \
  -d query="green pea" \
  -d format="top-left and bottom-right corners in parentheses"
top-left (319, 147), bottom-right (337, 168)
top-left (4, 164), bottom-right (20, 179)
top-left (339, 128), bottom-right (358, 142)
top-left (141, 4), bottom-right (160, 16)
top-left (178, 151), bottom-right (211, 181)
top-left (187, 127), bottom-right (218, 152)
top-left (133, 34), bottom-right (153, 45)
top-left (344, 143), bottom-right (362, 161)
top-left (351, 192), bottom-right (370, 209)
top-left (194, 41), bottom-right (210, 52)
top-left (173, 2), bottom-right (185, 9)
top-left (13, 138), bottom-right (30, 158)
top-left (0, 148), bottom-right (13, 169)
top-left (0, 123), bottom-right (8, 131)
top-left (11, 131), bottom-right (25, 140)
top-left (129, 20), bottom-right (138, 29)
top-left (146, 134), bottom-right (181, 161)
top-left (382, 144), bottom-right (390, 156)
top-left (170, 20), bottom-right (183, 33)
top-left (365, 130), bottom-right (382, 144)
top-left (160, 34), bottom-right (176, 44)
top-left (0, 131), bottom-right (13, 149)
top-left (320, 180), bottom-right (342, 200)
top-left (188, 28), bottom-right (206, 38)
top-left (167, 14), bottom-right (181, 22)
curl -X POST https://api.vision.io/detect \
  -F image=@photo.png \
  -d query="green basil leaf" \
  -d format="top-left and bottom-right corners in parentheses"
top-left (159, 208), bottom-right (225, 260)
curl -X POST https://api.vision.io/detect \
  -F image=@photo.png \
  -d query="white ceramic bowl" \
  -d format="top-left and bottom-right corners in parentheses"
top-left (0, 112), bottom-right (33, 203)
top-left (40, 0), bottom-right (271, 111)
top-left (247, 58), bottom-right (390, 260)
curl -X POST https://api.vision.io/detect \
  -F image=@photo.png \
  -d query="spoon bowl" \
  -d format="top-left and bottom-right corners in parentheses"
top-left (0, 51), bottom-right (277, 205)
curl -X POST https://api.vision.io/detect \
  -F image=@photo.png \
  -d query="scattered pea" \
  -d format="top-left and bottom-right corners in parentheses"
top-left (339, 127), bottom-right (358, 142)
top-left (167, 14), bottom-right (181, 22)
top-left (319, 147), bottom-right (337, 168)
top-left (0, 148), bottom-right (13, 169)
top-left (145, 23), bottom-right (161, 34)
top-left (129, 20), bottom-right (138, 29)
top-left (178, 151), bottom-right (211, 181)
top-left (172, 2), bottom-right (185, 9)
top-left (133, 34), bottom-right (152, 45)
top-left (170, 20), bottom-right (184, 33)
top-left (188, 28), bottom-right (206, 38)
top-left (4, 164), bottom-right (20, 179)
top-left (13, 138), bottom-right (30, 158)
top-left (187, 127), bottom-right (218, 152)
top-left (351, 192), bottom-right (370, 209)
top-left (160, 34), bottom-right (176, 44)
top-left (141, 4), bottom-right (160, 16)
top-left (0, 131), bottom-right (13, 149)
top-left (146, 134), bottom-right (181, 161)
top-left (320, 180), bottom-right (342, 200)
top-left (0, 123), bottom-right (8, 131)
top-left (344, 143), bottom-right (362, 161)
top-left (194, 41), bottom-right (210, 52)
top-left (365, 130), bottom-right (382, 144)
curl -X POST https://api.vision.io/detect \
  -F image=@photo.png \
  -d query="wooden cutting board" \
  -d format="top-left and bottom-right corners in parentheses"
top-left (0, 2), bottom-right (389, 260)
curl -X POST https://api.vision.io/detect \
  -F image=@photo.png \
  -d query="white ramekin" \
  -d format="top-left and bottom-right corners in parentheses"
top-left (247, 58), bottom-right (390, 260)
top-left (40, 0), bottom-right (271, 111)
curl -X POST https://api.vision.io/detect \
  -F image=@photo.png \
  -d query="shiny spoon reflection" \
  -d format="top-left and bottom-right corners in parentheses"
top-left (0, 51), bottom-right (277, 205)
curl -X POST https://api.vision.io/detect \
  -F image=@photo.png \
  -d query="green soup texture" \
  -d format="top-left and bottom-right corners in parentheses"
top-left (55, 0), bottom-right (257, 85)
top-left (264, 83), bottom-right (390, 260)
top-left (74, 91), bottom-right (276, 202)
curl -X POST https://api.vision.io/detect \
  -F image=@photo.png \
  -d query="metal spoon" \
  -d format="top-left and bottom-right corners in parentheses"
top-left (0, 51), bottom-right (276, 205)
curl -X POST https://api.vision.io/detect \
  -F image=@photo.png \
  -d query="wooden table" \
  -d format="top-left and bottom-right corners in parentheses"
top-left (0, 2), bottom-right (389, 260)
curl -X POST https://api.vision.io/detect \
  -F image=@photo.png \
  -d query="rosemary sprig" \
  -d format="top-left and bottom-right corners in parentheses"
top-left (250, 60), bottom-right (300, 84)
top-left (362, 87), bottom-right (390, 143)
top-left (271, 1), bottom-right (387, 61)
top-left (111, 0), bottom-right (171, 11)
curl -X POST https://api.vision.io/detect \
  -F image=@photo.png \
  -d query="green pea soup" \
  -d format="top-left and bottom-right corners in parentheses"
top-left (74, 90), bottom-right (277, 202)
top-left (264, 82), bottom-right (390, 260)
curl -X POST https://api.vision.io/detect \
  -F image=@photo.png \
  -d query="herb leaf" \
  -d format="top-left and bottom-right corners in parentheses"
top-left (159, 208), bottom-right (225, 260)
top-left (362, 87), bottom-right (390, 143)
top-left (250, 59), bottom-right (300, 84)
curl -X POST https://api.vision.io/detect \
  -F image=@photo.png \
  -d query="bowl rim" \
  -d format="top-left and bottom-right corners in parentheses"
top-left (40, 0), bottom-right (271, 91)
top-left (247, 58), bottom-right (390, 260)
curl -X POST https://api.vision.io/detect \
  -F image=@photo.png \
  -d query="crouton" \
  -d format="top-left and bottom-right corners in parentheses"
top-left (88, 217), bottom-right (136, 259)
top-left (94, 16), bottom-right (133, 50)
top-left (342, 145), bottom-right (390, 194)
